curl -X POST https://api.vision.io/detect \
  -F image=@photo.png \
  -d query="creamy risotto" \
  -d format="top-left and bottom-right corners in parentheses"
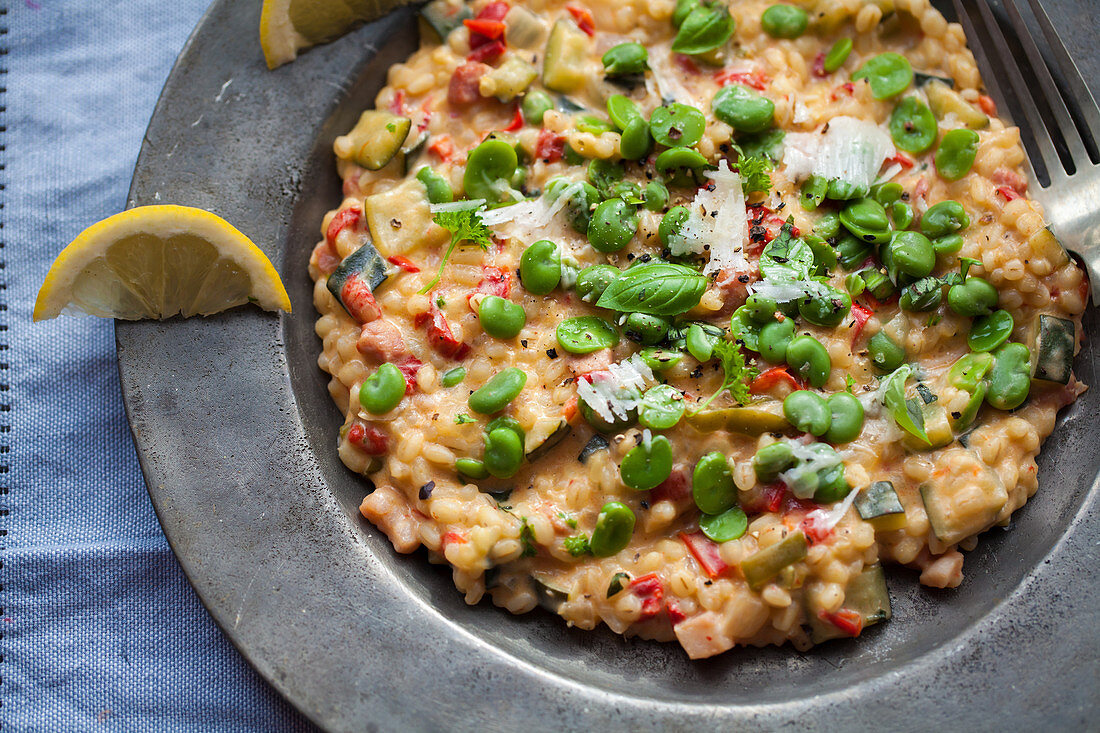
top-left (308, 0), bottom-right (1087, 658)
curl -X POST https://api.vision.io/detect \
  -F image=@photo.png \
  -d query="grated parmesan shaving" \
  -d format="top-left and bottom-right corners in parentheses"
top-left (750, 278), bottom-right (833, 303)
top-left (875, 163), bottom-right (903, 184)
top-left (648, 43), bottom-right (694, 105)
top-left (806, 483), bottom-right (864, 533)
top-left (576, 354), bottom-right (655, 421)
top-left (480, 181), bottom-right (583, 228)
top-left (781, 116), bottom-right (895, 190)
top-left (429, 199), bottom-right (486, 213)
top-left (670, 160), bottom-right (749, 275)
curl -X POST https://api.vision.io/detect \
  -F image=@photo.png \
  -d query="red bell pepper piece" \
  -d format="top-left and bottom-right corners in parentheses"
top-left (476, 1), bottom-right (510, 20)
top-left (388, 89), bottom-right (406, 115)
top-left (347, 422), bottom-right (388, 454)
top-left (414, 302), bottom-right (470, 360)
top-left (651, 468), bottom-right (690, 503)
top-left (566, 5), bottom-right (595, 35)
top-left (387, 255), bottom-right (421, 273)
top-left (812, 52), bottom-right (827, 78)
top-left (831, 81), bottom-right (855, 99)
top-left (713, 68), bottom-right (769, 90)
top-left (819, 608), bottom-right (863, 637)
top-left (850, 303), bottom-right (873, 345)
top-left (666, 600), bottom-right (687, 626)
top-left (464, 18), bottom-right (505, 40)
top-left (396, 356), bottom-right (424, 394)
top-left (679, 531), bottom-right (729, 579)
top-left (428, 135), bottom-right (455, 162)
top-left (885, 152), bottom-right (915, 169)
top-left (997, 185), bottom-right (1022, 202)
top-left (674, 54), bottom-right (700, 75)
top-left (502, 105), bottom-right (524, 132)
top-left (631, 573), bottom-right (665, 621)
top-left (467, 39), bottom-right (505, 64)
top-left (475, 265), bottom-right (511, 298)
top-left (750, 366), bottom-right (802, 395)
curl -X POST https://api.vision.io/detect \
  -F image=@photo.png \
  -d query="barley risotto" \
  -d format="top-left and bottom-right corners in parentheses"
top-left (308, 0), bottom-right (1087, 658)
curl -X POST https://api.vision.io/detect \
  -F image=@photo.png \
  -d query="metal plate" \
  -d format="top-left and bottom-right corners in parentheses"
top-left (118, 2), bottom-right (1100, 730)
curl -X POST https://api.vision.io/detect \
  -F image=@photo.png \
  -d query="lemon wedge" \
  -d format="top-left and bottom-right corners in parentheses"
top-left (33, 205), bottom-right (291, 321)
top-left (260, 0), bottom-right (414, 69)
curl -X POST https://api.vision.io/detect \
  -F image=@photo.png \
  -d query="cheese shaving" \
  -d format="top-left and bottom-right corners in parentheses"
top-left (576, 354), bottom-right (655, 421)
top-left (670, 160), bottom-right (749, 275)
top-left (806, 483), bottom-right (864, 533)
top-left (781, 116), bottom-right (895, 190)
top-left (429, 199), bottom-right (486, 213)
top-left (749, 278), bottom-right (833, 303)
top-left (648, 42), bottom-right (694, 105)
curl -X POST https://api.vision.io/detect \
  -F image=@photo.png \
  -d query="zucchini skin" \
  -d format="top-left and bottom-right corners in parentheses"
top-left (1032, 314), bottom-right (1074, 385)
top-left (326, 242), bottom-right (390, 318)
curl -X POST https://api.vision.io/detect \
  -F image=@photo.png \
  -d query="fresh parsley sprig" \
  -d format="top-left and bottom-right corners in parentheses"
top-left (694, 338), bottom-right (756, 412)
top-left (421, 207), bottom-right (493, 294)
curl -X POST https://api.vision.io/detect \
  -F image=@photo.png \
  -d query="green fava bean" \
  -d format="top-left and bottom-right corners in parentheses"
top-left (590, 501), bottom-right (636, 557)
top-left (827, 179), bottom-right (869, 201)
top-left (484, 427), bottom-right (523, 478)
top-left (899, 277), bottom-right (944, 312)
top-left (455, 457), bottom-right (489, 480)
top-left (521, 90), bottom-right (554, 125)
top-left (659, 206), bottom-right (691, 247)
top-left (619, 117), bottom-right (654, 160)
top-left (933, 233), bottom-right (965, 255)
top-left (825, 392), bottom-right (864, 444)
top-left (730, 308), bottom-right (763, 352)
top-left (547, 179), bottom-right (599, 233)
top-left (607, 94), bottom-right (644, 130)
top-left (920, 200), bottom-right (970, 237)
top-left (700, 506), bottom-right (748, 543)
top-left (743, 293), bottom-right (778, 323)
top-left (835, 234), bottom-right (872, 270)
top-left (520, 240), bottom-right (561, 295)
top-left (986, 342), bottom-right (1031, 410)
top-left (359, 362), bottom-right (407, 414)
top-left (950, 352), bottom-right (994, 391)
top-left (759, 319), bottom-right (795, 363)
top-left (624, 312), bottom-right (672, 345)
top-left (852, 52), bottom-right (913, 99)
top-left (968, 309), bottom-right (1014, 353)
top-left (845, 272), bottom-right (866, 297)
top-left (441, 367), bottom-right (466, 388)
top-left (644, 180), bottom-right (670, 212)
top-left (799, 287), bottom-right (852, 328)
top-left (712, 84), bottom-right (775, 133)
top-left (463, 139), bottom-right (519, 203)
top-left (556, 316), bottom-right (620, 354)
top-left (883, 230), bottom-right (936, 279)
top-left (416, 166), bottom-right (454, 204)
top-left (620, 434), bottom-right (673, 490)
top-left (889, 97), bottom-right (938, 154)
top-left (588, 198), bottom-right (638, 252)
top-left (639, 384), bottom-right (687, 430)
top-left (814, 463), bottom-right (850, 503)
top-left (823, 38), bottom-right (853, 73)
top-left (753, 441), bottom-right (795, 481)
top-left (862, 269), bottom-right (896, 300)
top-left (587, 158), bottom-right (625, 198)
top-left (686, 323), bottom-right (717, 361)
top-left (650, 103), bottom-right (707, 148)
top-left (575, 264), bottom-right (620, 302)
top-left (479, 295), bottom-right (526, 339)
top-left (783, 390), bottom-right (832, 436)
top-left (672, 4), bottom-right (735, 56)
top-left (871, 182), bottom-right (904, 206)
top-left (890, 200), bottom-right (914, 230)
top-left (786, 335), bottom-right (831, 388)
top-left (639, 346), bottom-right (685, 372)
top-left (576, 115), bottom-right (614, 135)
top-left (868, 331), bottom-right (906, 371)
top-left (655, 147), bottom-right (710, 186)
top-left (761, 4), bottom-right (808, 39)
top-left (814, 211), bottom-right (842, 239)
top-left (948, 276), bottom-right (998, 317)
top-left (840, 198), bottom-right (891, 244)
top-left (692, 452), bottom-right (736, 515)
top-left (469, 367), bottom-right (528, 414)
top-left (800, 175), bottom-right (828, 211)
top-left (603, 42), bottom-right (649, 77)
top-left (935, 128), bottom-right (980, 181)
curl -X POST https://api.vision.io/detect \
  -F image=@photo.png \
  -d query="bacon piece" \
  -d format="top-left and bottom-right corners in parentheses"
top-left (812, 52), bottom-right (827, 78)
top-left (360, 486), bottom-right (421, 553)
top-left (414, 302), bottom-right (471, 360)
top-left (311, 241), bottom-right (341, 276)
top-left (357, 318), bottom-right (409, 363)
top-left (713, 264), bottom-right (760, 315)
top-left (651, 467), bottom-right (691, 503)
top-left (467, 40), bottom-right (505, 64)
top-left (536, 129), bottom-right (565, 163)
top-left (448, 61), bottom-right (491, 106)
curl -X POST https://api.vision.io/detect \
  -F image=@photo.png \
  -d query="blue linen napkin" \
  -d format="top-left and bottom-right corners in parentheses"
top-left (8, 1), bottom-right (315, 729)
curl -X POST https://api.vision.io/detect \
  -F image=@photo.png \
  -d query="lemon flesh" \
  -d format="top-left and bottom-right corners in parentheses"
top-left (260, 0), bottom-right (415, 69)
top-left (33, 205), bottom-right (291, 321)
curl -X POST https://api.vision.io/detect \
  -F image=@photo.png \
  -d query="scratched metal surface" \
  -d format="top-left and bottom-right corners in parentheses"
top-left (118, 2), bottom-right (1100, 730)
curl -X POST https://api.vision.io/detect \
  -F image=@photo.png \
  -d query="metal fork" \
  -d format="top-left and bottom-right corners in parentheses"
top-left (952, 0), bottom-right (1100, 301)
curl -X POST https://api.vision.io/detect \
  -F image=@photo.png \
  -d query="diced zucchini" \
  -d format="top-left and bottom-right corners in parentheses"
top-left (504, 5), bottom-right (547, 48)
top-left (542, 19), bottom-right (590, 94)
top-left (326, 240), bottom-right (389, 310)
top-left (741, 531), bottom-right (808, 590)
top-left (1030, 314), bottom-right (1075, 385)
top-left (686, 402), bottom-right (790, 435)
top-left (809, 564), bottom-right (891, 643)
top-left (419, 0), bottom-right (472, 41)
top-left (902, 403), bottom-right (953, 451)
top-left (400, 131), bottom-right (429, 176)
top-left (337, 110), bottom-right (412, 171)
top-left (919, 448), bottom-right (1007, 545)
top-left (925, 80), bottom-right (989, 129)
top-left (364, 178), bottom-right (449, 256)
top-left (480, 55), bottom-right (539, 103)
top-left (525, 419), bottom-right (572, 461)
top-left (1026, 226), bottom-right (1071, 268)
top-left (578, 434), bottom-right (609, 463)
top-left (531, 575), bottom-right (571, 612)
top-left (914, 70), bottom-right (954, 88)
top-left (855, 481), bottom-right (907, 532)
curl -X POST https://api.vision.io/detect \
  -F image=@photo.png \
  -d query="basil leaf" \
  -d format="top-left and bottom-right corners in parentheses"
top-left (596, 262), bottom-right (707, 315)
top-left (759, 221), bottom-right (814, 281)
top-left (882, 366), bottom-right (930, 445)
top-left (671, 5), bottom-right (735, 55)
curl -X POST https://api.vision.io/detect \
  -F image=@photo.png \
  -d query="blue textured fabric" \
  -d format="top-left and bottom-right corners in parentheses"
top-left (7, 2), bottom-right (314, 730)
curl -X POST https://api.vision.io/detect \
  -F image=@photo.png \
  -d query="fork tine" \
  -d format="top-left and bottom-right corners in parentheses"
top-left (1026, 0), bottom-right (1100, 150)
top-left (968, 0), bottom-right (1065, 181)
top-left (1001, 0), bottom-right (1091, 167)
top-left (950, 0), bottom-right (1013, 124)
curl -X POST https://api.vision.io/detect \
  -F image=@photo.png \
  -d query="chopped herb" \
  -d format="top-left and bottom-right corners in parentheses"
top-left (959, 256), bottom-right (981, 280)
top-left (435, 296), bottom-right (446, 308)
top-left (607, 571), bottom-right (631, 598)
top-left (734, 151), bottom-right (773, 196)
top-left (454, 413), bottom-right (476, 424)
top-left (845, 374), bottom-right (856, 393)
top-left (421, 207), bottom-right (493, 294)
top-left (693, 338), bottom-right (756, 412)
top-left (557, 511), bottom-right (578, 529)
top-left (563, 534), bottom-right (591, 556)
top-left (520, 517), bottom-right (537, 557)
